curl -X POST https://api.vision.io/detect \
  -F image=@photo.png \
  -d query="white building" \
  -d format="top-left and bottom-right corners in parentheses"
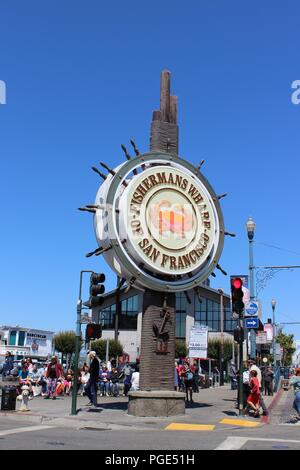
top-left (0, 325), bottom-right (54, 362)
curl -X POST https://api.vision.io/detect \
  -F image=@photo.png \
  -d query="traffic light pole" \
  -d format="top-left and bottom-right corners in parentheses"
top-left (238, 317), bottom-right (244, 416)
top-left (71, 270), bottom-right (93, 416)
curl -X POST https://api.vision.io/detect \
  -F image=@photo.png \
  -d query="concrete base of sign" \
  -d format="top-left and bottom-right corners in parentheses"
top-left (128, 390), bottom-right (186, 417)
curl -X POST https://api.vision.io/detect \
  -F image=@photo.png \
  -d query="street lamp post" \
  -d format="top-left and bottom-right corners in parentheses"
top-left (218, 289), bottom-right (224, 386)
top-left (71, 270), bottom-right (93, 416)
top-left (271, 299), bottom-right (276, 367)
top-left (246, 217), bottom-right (256, 360)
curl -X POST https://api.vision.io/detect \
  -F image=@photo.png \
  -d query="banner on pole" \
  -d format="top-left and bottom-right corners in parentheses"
top-left (189, 326), bottom-right (208, 359)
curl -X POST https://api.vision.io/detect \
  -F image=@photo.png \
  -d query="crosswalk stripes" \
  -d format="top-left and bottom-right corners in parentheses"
top-left (164, 417), bottom-right (262, 431)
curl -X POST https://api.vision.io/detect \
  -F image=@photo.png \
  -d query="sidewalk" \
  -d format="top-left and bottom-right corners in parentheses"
top-left (0, 385), bottom-right (279, 431)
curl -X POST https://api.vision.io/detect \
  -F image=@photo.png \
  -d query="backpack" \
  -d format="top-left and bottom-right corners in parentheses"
top-left (187, 372), bottom-right (193, 381)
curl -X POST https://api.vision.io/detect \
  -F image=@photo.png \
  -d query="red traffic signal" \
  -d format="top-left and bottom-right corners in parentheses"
top-left (233, 278), bottom-right (243, 289)
top-left (230, 276), bottom-right (244, 316)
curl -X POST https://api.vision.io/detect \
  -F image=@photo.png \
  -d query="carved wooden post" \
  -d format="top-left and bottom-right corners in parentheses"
top-left (139, 71), bottom-right (178, 391)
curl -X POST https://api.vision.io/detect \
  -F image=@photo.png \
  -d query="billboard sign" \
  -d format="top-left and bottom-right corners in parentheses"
top-left (25, 330), bottom-right (53, 358)
top-left (189, 326), bottom-right (208, 359)
top-left (264, 323), bottom-right (273, 342)
top-left (256, 331), bottom-right (267, 344)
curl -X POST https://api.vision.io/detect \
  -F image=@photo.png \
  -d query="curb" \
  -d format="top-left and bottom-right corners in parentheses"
top-left (260, 387), bottom-right (283, 424)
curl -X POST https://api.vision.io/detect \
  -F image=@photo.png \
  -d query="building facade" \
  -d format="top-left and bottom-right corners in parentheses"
top-left (0, 325), bottom-right (54, 362)
top-left (92, 283), bottom-right (235, 362)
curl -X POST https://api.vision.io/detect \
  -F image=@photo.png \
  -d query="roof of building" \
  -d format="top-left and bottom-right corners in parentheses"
top-left (0, 326), bottom-right (55, 334)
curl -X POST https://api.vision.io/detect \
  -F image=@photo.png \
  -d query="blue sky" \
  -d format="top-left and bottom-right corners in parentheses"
top-left (0, 1), bottom-right (300, 340)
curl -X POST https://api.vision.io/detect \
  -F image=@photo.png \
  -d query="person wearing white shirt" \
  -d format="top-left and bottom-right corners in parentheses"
top-left (130, 371), bottom-right (140, 391)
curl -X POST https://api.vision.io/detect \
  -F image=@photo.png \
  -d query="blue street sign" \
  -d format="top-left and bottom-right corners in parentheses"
top-left (245, 317), bottom-right (259, 329)
top-left (245, 301), bottom-right (259, 317)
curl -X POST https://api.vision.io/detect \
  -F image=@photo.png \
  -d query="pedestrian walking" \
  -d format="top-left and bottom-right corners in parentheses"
top-left (183, 362), bottom-right (194, 403)
top-left (246, 370), bottom-right (261, 417)
top-left (45, 356), bottom-right (64, 400)
top-left (249, 360), bottom-right (268, 416)
top-left (263, 366), bottom-right (274, 396)
top-left (229, 361), bottom-right (238, 390)
top-left (85, 351), bottom-right (100, 408)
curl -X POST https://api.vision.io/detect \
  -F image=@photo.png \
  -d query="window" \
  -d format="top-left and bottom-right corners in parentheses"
top-left (195, 297), bottom-right (236, 332)
top-left (18, 331), bottom-right (25, 346)
top-left (98, 295), bottom-right (139, 330)
top-left (119, 295), bottom-right (139, 329)
top-left (176, 293), bottom-right (186, 338)
top-left (9, 330), bottom-right (16, 345)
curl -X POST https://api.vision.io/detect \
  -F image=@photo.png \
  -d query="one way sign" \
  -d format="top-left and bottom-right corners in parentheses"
top-left (245, 318), bottom-right (259, 329)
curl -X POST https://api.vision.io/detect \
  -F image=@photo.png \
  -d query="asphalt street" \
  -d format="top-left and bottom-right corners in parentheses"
top-left (0, 387), bottom-right (299, 450)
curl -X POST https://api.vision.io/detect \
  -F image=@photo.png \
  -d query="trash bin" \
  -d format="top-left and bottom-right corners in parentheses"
top-left (1, 385), bottom-right (17, 410)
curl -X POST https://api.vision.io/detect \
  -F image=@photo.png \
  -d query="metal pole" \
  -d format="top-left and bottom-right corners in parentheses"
top-left (219, 289), bottom-right (224, 386)
top-left (249, 237), bottom-right (256, 360)
top-left (71, 298), bottom-right (82, 415)
top-left (272, 304), bottom-right (276, 367)
top-left (115, 276), bottom-right (121, 341)
top-left (71, 270), bottom-right (93, 416)
top-left (105, 338), bottom-right (109, 363)
top-left (238, 318), bottom-right (244, 416)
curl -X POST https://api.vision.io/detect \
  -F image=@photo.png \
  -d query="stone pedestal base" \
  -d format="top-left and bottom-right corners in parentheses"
top-left (128, 391), bottom-right (185, 417)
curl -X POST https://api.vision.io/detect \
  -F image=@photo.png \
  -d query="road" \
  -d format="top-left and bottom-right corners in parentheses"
top-left (0, 388), bottom-right (299, 451)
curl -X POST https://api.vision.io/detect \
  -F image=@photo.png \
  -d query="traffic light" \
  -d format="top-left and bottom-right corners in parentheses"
top-left (233, 327), bottom-right (244, 343)
top-left (86, 323), bottom-right (102, 341)
top-left (231, 276), bottom-right (244, 316)
top-left (89, 272), bottom-right (106, 307)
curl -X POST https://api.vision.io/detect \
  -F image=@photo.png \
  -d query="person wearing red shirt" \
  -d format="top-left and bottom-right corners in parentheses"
top-left (45, 356), bottom-right (64, 400)
top-left (247, 369), bottom-right (261, 417)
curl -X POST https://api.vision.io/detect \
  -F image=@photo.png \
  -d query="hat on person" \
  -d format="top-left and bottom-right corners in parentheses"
top-left (89, 351), bottom-right (96, 357)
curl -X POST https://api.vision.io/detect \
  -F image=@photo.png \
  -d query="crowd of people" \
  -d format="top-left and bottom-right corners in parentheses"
top-left (1, 351), bottom-right (140, 404)
top-left (2, 349), bottom-right (300, 420)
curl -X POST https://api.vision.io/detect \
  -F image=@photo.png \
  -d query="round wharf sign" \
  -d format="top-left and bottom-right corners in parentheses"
top-left (94, 152), bottom-right (225, 292)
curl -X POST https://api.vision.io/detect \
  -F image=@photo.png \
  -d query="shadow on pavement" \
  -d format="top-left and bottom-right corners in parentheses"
top-left (98, 401), bottom-right (128, 411)
top-left (185, 402), bottom-right (213, 409)
top-left (222, 410), bottom-right (238, 416)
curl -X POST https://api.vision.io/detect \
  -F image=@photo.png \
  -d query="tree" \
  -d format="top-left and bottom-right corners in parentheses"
top-left (54, 331), bottom-right (77, 367)
top-left (207, 339), bottom-right (235, 363)
top-left (276, 329), bottom-right (296, 366)
top-left (175, 339), bottom-right (187, 358)
top-left (91, 339), bottom-right (123, 361)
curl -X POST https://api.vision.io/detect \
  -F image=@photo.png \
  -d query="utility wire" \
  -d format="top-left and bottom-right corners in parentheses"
top-left (254, 241), bottom-right (300, 258)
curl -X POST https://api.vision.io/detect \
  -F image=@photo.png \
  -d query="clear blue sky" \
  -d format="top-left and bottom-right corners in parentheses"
top-left (1, 1), bottom-right (299, 340)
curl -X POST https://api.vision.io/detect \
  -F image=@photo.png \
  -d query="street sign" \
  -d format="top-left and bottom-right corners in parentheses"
top-left (244, 301), bottom-right (259, 317)
top-left (245, 318), bottom-right (259, 329)
top-left (80, 315), bottom-right (91, 324)
top-left (256, 331), bottom-right (267, 344)
top-left (189, 326), bottom-right (208, 359)
top-left (264, 323), bottom-right (273, 342)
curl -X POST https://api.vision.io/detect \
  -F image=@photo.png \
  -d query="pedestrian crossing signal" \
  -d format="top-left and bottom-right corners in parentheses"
top-left (86, 323), bottom-right (102, 341)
